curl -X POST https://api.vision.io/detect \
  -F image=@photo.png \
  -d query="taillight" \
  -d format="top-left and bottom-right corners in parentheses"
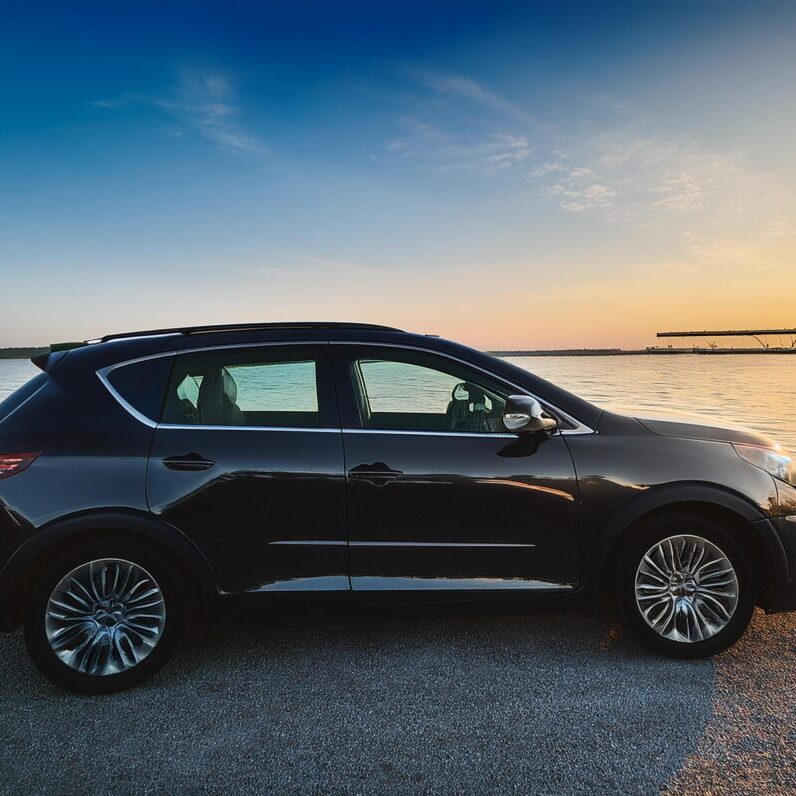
top-left (0, 452), bottom-right (41, 479)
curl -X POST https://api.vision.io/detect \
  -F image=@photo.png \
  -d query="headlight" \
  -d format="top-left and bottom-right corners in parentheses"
top-left (733, 443), bottom-right (794, 484)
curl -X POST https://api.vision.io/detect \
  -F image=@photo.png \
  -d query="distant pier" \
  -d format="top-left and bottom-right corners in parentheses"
top-left (657, 328), bottom-right (796, 350)
top-left (493, 328), bottom-right (796, 357)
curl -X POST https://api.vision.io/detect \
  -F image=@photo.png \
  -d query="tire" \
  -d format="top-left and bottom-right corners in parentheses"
top-left (24, 540), bottom-right (191, 694)
top-left (615, 512), bottom-right (755, 659)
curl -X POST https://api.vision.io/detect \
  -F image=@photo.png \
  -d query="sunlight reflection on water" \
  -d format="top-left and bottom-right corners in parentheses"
top-left (506, 354), bottom-right (796, 452)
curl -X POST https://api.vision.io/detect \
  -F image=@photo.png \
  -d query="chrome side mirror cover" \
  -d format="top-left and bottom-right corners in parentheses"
top-left (503, 395), bottom-right (558, 434)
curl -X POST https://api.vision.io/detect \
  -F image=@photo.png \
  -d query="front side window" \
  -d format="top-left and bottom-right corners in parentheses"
top-left (163, 347), bottom-right (323, 428)
top-left (351, 353), bottom-right (508, 433)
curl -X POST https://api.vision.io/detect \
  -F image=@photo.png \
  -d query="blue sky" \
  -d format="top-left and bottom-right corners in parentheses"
top-left (2, 1), bottom-right (795, 348)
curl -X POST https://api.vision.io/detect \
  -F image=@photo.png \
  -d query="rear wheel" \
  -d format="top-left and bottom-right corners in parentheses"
top-left (25, 541), bottom-right (190, 693)
top-left (615, 513), bottom-right (755, 658)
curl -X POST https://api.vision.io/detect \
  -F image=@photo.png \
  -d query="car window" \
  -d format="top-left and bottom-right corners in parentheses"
top-left (162, 347), bottom-right (323, 427)
top-left (352, 355), bottom-right (508, 433)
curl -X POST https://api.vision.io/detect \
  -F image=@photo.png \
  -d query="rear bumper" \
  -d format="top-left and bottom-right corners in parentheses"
top-left (762, 515), bottom-right (796, 613)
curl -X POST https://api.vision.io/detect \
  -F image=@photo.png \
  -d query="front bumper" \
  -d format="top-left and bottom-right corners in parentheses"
top-left (763, 515), bottom-right (796, 613)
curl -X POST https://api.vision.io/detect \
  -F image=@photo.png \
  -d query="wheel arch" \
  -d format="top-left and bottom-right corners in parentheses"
top-left (0, 509), bottom-right (218, 631)
top-left (592, 483), bottom-right (788, 609)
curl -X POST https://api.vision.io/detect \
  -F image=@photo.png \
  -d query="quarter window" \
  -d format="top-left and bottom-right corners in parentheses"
top-left (104, 357), bottom-right (173, 424)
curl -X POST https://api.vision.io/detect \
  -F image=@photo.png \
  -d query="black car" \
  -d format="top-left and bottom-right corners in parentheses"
top-left (1, 322), bottom-right (794, 693)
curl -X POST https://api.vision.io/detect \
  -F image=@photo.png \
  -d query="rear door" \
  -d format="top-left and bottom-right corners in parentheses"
top-left (146, 343), bottom-right (348, 594)
top-left (333, 344), bottom-right (580, 592)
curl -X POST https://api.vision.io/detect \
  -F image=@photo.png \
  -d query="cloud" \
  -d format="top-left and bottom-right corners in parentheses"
top-left (417, 71), bottom-right (536, 124)
top-left (545, 168), bottom-right (617, 212)
top-left (88, 99), bottom-right (125, 109)
top-left (532, 131), bottom-right (785, 228)
top-left (384, 71), bottom-right (543, 176)
top-left (388, 70), bottom-right (796, 276)
top-left (530, 127), bottom-right (796, 275)
top-left (90, 71), bottom-right (268, 157)
top-left (387, 118), bottom-right (531, 174)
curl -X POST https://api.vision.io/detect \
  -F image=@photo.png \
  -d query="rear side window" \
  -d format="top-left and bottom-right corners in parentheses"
top-left (162, 345), bottom-right (330, 428)
top-left (105, 357), bottom-right (173, 424)
top-left (0, 372), bottom-right (48, 424)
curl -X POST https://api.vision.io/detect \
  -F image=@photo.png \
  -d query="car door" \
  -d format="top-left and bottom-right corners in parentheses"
top-left (332, 344), bottom-right (580, 591)
top-left (146, 343), bottom-right (348, 594)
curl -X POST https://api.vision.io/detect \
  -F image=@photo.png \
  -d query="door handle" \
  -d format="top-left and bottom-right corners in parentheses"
top-left (162, 453), bottom-right (216, 472)
top-left (349, 462), bottom-right (403, 486)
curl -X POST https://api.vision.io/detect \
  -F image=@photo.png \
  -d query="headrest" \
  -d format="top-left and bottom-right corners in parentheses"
top-left (451, 381), bottom-right (487, 404)
top-left (222, 368), bottom-right (237, 403)
top-left (198, 367), bottom-right (237, 411)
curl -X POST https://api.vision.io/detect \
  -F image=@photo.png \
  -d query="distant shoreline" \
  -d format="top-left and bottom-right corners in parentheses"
top-left (2, 345), bottom-right (795, 360)
top-left (491, 348), bottom-right (796, 356)
top-left (0, 348), bottom-right (47, 360)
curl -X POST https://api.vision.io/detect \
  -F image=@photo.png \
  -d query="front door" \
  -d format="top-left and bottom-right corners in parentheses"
top-left (333, 345), bottom-right (580, 592)
top-left (146, 343), bottom-right (348, 594)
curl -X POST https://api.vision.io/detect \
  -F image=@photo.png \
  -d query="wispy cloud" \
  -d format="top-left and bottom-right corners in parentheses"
top-left (529, 129), bottom-right (794, 241)
top-left (532, 133), bottom-right (754, 221)
top-left (389, 67), bottom-right (796, 281)
top-left (544, 167), bottom-right (617, 212)
top-left (90, 71), bottom-right (268, 157)
top-left (416, 71), bottom-right (536, 124)
top-left (384, 71), bottom-right (538, 175)
top-left (531, 127), bottom-right (796, 273)
top-left (387, 118), bottom-right (531, 174)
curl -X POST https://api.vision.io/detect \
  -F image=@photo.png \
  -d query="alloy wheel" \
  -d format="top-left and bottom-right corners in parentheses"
top-left (44, 558), bottom-right (166, 676)
top-left (634, 534), bottom-right (739, 643)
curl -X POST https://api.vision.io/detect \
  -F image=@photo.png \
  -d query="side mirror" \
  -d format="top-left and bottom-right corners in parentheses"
top-left (503, 395), bottom-right (558, 435)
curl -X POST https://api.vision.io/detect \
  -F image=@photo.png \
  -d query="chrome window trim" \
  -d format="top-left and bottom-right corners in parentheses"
top-left (97, 361), bottom-right (166, 429)
top-left (96, 337), bottom-right (596, 435)
top-left (227, 575), bottom-right (351, 594)
top-left (349, 541), bottom-right (536, 548)
top-left (159, 424), bottom-right (341, 433)
top-left (343, 428), bottom-right (517, 439)
top-left (351, 576), bottom-right (574, 592)
top-left (268, 540), bottom-right (347, 546)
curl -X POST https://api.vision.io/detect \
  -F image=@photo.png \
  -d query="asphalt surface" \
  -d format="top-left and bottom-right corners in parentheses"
top-left (0, 600), bottom-right (794, 794)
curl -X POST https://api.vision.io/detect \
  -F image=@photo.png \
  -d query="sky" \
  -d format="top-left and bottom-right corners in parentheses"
top-left (1, 0), bottom-right (795, 349)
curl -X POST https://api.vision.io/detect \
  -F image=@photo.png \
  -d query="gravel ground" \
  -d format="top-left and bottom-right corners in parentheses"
top-left (666, 610), bottom-right (796, 794)
top-left (0, 600), bottom-right (793, 794)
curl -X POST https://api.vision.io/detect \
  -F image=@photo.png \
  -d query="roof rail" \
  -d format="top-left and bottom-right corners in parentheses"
top-left (97, 321), bottom-right (403, 343)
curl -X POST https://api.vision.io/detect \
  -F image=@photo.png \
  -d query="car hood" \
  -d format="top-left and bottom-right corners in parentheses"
top-left (608, 407), bottom-right (778, 448)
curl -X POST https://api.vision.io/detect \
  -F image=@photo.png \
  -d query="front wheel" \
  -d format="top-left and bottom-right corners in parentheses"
top-left (615, 514), bottom-right (755, 658)
top-left (25, 541), bottom-right (190, 693)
